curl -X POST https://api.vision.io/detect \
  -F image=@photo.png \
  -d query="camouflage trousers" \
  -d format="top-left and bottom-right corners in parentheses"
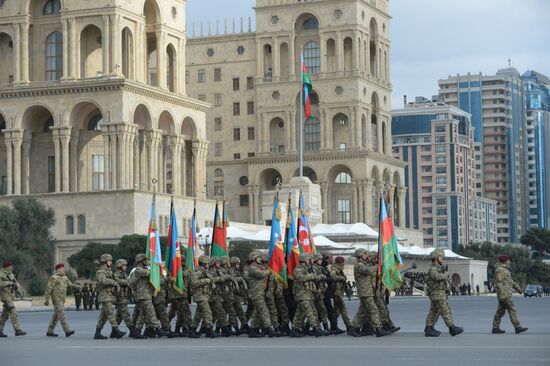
top-left (245, 298), bottom-right (254, 322)
top-left (293, 299), bottom-right (319, 329)
top-left (425, 299), bottom-right (454, 328)
top-left (96, 301), bottom-right (118, 330)
top-left (251, 297), bottom-right (271, 329)
top-left (314, 294), bottom-right (328, 323)
top-left (115, 301), bottom-right (133, 329)
top-left (0, 301), bottom-right (21, 332)
top-left (153, 301), bottom-right (170, 329)
top-left (333, 295), bottom-right (351, 328)
top-left (168, 298), bottom-right (192, 328)
top-left (352, 296), bottom-right (381, 329)
top-left (493, 297), bottom-right (520, 328)
top-left (133, 299), bottom-right (160, 329)
top-left (231, 297), bottom-right (247, 327)
top-left (191, 299), bottom-right (213, 329)
top-left (275, 293), bottom-right (290, 326)
top-left (223, 296), bottom-right (238, 327)
top-left (48, 301), bottom-right (70, 333)
top-left (265, 294), bottom-right (279, 328)
top-left (375, 296), bottom-right (395, 328)
top-left (210, 298), bottom-right (228, 328)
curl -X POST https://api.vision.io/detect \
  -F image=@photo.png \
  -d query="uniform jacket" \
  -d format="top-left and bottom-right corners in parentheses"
top-left (494, 262), bottom-right (521, 299)
top-left (0, 268), bottom-right (21, 302)
top-left (426, 263), bottom-right (451, 301)
top-left (45, 273), bottom-right (80, 304)
top-left (292, 263), bottom-right (317, 301)
top-left (312, 264), bottom-right (328, 297)
top-left (114, 270), bottom-right (131, 303)
top-left (330, 264), bottom-right (347, 297)
top-left (96, 265), bottom-right (117, 303)
top-left (129, 266), bottom-right (154, 301)
top-left (191, 267), bottom-right (212, 302)
top-left (354, 260), bottom-right (376, 297)
top-left (246, 263), bottom-right (269, 301)
top-left (229, 267), bottom-right (247, 298)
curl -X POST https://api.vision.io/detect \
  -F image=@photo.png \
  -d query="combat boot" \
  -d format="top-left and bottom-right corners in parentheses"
top-left (221, 326), bottom-right (231, 337)
top-left (46, 332), bottom-right (58, 337)
top-left (312, 327), bottom-right (324, 338)
top-left (199, 326), bottom-right (207, 334)
top-left (110, 327), bottom-right (126, 339)
top-left (330, 321), bottom-right (345, 335)
top-left (277, 326), bottom-right (288, 336)
top-left (14, 329), bottom-right (27, 336)
top-left (166, 327), bottom-right (177, 338)
top-left (515, 326), bottom-right (528, 334)
top-left (188, 328), bottom-right (201, 338)
top-left (289, 328), bottom-right (304, 338)
top-left (424, 326), bottom-right (440, 337)
top-left (205, 327), bottom-right (218, 339)
top-left (65, 330), bottom-right (75, 338)
top-left (361, 326), bottom-right (375, 336)
top-left (143, 327), bottom-right (155, 338)
top-left (322, 321), bottom-right (331, 336)
top-left (375, 327), bottom-right (391, 337)
top-left (384, 324), bottom-right (400, 334)
top-left (0, 331), bottom-right (7, 338)
top-left (233, 325), bottom-right (242, 336)
top-left (127, 326), bottom-right (136, 338)
top-left (241, 324), bottom-right (250, 334)
top-left (248, 328), bottom-right (262, 338)
top-left (94, 328), bottom-right (108, 339)
top-left (492, 327), bottom-right (505, 334)
top-left (179, 326), bottom-right (189, 337)
top-left (449, 325), bottom-right (464, 337)
top-left (347, 327), bottom-right (363, 337)
top-left (155, 327), bottom-right (168, 338)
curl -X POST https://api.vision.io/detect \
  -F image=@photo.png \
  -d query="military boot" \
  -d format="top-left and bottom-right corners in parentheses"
top-left (199, 326), bottom-right (207, 334)
top-left (492, 327), bottom-right (505, 334)
top-left (221, 326), bottom-right (231, 337)
top-left (127, 326), bottom-right (136, 338)
top-left (361, 326), bottom-right (375, 336)
top-left (330, 321), bottom-right (345, 335)
top-left (155, 327), bottom-right (168, 338)
top-left (143, 327), bottom-right (155, 338)
top-left (384, 324), bottom-right (400, 334)
top-left (65, 330), bottom-right (75, 338)
top-left (166, 327), bottom-right (177, 338)
top-left (347, 327), bottom-right (363, 337)
top-left (240, 324), bottom-right (250, 334)
top-left (424, 326), bottom-right (440, 337)
top-left (375, 327), bottom-right (391, 337)
top-left (94, 328), bottom-right (108, 339)
top-left (312, 327), bottom-right (324, 338)
top-left (0, 331), bottom-right (7, 338)
top-left (133, 329), bottom-right (147, 339)
top-left (248, 328), bottom-right (262, 338)
top-left (188, 328), bottom-right (201, 338)
top-left (289, 328), bottom-right (305, 338)
top-left (205, 327), bottom-right (217, 339)
top-left (233, 325), bottom-right (242, 336)
top-left (449, 325), bottom-right (464, 337)
top-left (322, 321), bottom-right (331, 336)
top-left (515, 326), bottom-right (528, 334)
top-left (46, 331), bottom-right (58, 337)
top-left (14, 329), bottom-right (27, 336)
top-left (179, 326), bottom-right (189, 337)
top-left (110, 327), bottom-right (126, 339)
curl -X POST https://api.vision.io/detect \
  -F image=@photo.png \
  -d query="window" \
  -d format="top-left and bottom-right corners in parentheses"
top-left (198, 69), bottom-right (205, 83)
top-left (247, 77), bottom-right (254, 90)
top-left (303, 41), bottom-right (320, 74)
top-left (339, 143), bottom-right (346, 151)
top-left (213, 181), bottom-right (224, 197)
top-left (247, 101), bottom-right (254, 115)
top-left (45, 32), bottom-right (63, 81)
top-left (214, 94), bottom-right (222, 107)
top-left (435, 145), bottom-right (446, 153)
top-left (248, 127), bottom-right (255, 140)
top-left (43, 0), bottom-right (61, 15)
top-left (240, 195), bottom-right (249, 207)
top-left (436, 198), bottom-right (447, 205)
top-left (239, 176), bottom-right (249, 186)
top-left (304, 118), bottom-right (320, 151)
top-left (92, 155), bottom-right (104, 190)
top-left (435, 156), bottom-right (446, 164)
top-left (421, 166), bottom-right (432, 173)
top-left (435, 135), bottom-right (445, 143)
top-left (66, 216), bottom-right (74, 235)
top-left (436, 167), bottom-right (447, 174)
top-left (214, 68), bottom-right (221, 81)
top-left (337, 199), bottom-right (351, 224)
top-left (436, 177), bottom-right (447, 185)
top-left (233, 153), bottom-right (241, 160)
top-left (233, 78), bottom-right (240, 91)
top-left (436, 219), bottom-right (447, 226)
top-left (214, 143), bottom-right (222, 157)
top-left (77, 215), bottom-right (86, 234)
top-left (198, 94), bottom-right (206, 102)
top-left (87, 114), bottom-right (103, 131)
top-left (421, 176), bottom-right (432, 183)
top-left (233, 102), bottom-right (240, 116)
top-left (421, 145), bottom-right (431, 152)
top-left (436, 208), bottom-right (447, 216)
top-left (237, 46), bottom-right (245, 55)
top-left (435, 125), bottom-right (446, 132)
top-left (302, 18), bottom-right (319, 30)
top-left (48, 156), bottom-right (55, 192)
top-left (248, 152), bottom-right (255, 157)
top-left (335, 172), bottom-right (352, 184)
top-left (233, 128), bottom-right (241, 141)
top-left (214, 118), bottom-right (222, 131)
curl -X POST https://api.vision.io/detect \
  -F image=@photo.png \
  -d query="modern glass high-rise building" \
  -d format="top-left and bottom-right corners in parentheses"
top-left (522, 70), bottom-right (550, 229)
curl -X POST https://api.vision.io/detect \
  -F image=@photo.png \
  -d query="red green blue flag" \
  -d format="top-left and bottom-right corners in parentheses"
top-left (297, 191), bottom-right (316, 254)
top-left (147, 196), bottom-right (162, 293)
top-left (186, 204), bottom-right (199, 271)
top-left (377, 197), bottom-right (403, 290)
top-left (301, 54), bottom-right (312, 120)
top-left (166, 199), bottom-right (185, 293)
top-left (211, 201), bottom-right (229, 257)
top-left (268, 194), bottom-right (288, 288)
top-left (284, 199), bottom-right (300, 279)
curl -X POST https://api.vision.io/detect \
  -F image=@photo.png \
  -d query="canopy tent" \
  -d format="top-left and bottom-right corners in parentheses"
top-left (312, 223), bottom-right (378, 238)
top-left (351, 243), bottom-right (469, 259)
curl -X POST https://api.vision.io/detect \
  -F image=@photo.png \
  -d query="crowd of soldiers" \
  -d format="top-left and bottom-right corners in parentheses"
top-left (0, 249), bottom-right (528, 338)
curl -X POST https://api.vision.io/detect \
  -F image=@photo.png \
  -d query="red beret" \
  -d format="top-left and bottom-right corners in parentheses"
top-left (3, 261), bottom-right (13, 268)
top-left (335, 256), bottom-right (345, 264)
top-left (55, 263), bottom-right (65, 270)
top-left (498, 255), bottom-right (510, 263)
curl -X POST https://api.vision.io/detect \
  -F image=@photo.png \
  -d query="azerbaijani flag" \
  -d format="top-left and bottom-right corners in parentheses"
top-left (284, 199), bottom-right (300, 279)
top-left (166, 199), bottom-right (185, 293)
top-left (267, 194), bottom-right (288, 288)
top-left (211, 201), bottom-right (229, 257)
top-left (377, 196), bottom-right (403, 290)
top-left (147, 196), bottom-right (162, 293)
top-left (297, 191), bottom-right (316, 254)
top-left (186, 205), bottom-right (199, 271)
top-left (301, 54), bottom-right (312, 120)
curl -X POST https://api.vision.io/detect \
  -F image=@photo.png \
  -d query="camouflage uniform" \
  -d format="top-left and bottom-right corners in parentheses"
top-left (114, 261), bottom-right (133, 330)
top-left (207, 257), bottom-right (229, 331)
top-left (292, 255), bottom-right (320, 332)
top-left (493, 261), bottom-right (523, 330)
top-left (425, 263), bottom-right (454, 328)
top-left (247, 255), bottom-right (272, 330)
top-left (330, 262), bottom-right (351, 328)
top-left (312, 256), bottom-right (329, 326)
top-left (81, 284), bottom-right (90, 310)
top-left (74, 287), bottom-right (82, 311)
top-left (190, 256), bottom-right (214, 337)
top-left (0, 266), bottom-right (24, 336)
top-left (95, 261), bottom-right (119, 331)
top-left (168, 266), bottom-right (192, 334)
top-left (152, 277), bottom-right (171, 330)
top-left (265, 272), bottom-right (280, 328)
top-left (45, 271), bottom-right (80, 335)
top-left (375, 277), bottom-right (396, 330)
top-left (273, 276), bottom-right (290, 330)
top-left (220, 257), bottom-right (238, 331)
top-left (229, 257), bottom-right (248, 329)
top-left (351, 252), bottom-right (382, 330)
top-left (129, 255), bottom-right (161, 335)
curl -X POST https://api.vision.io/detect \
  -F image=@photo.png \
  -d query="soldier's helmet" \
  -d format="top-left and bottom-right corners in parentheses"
top-left (115, 259), bottom-right (128, 268)
top-left (353, 248), bottom-right (367, 258)
top-left (220, 256), bottom-right (229, 265)
top-left (135, 253), bottom-right (147, 263)
top-left (230, 257), bottom-right (241, 265)
top-left (248, 251), bottom-right (259, 261)
top-left (430, 249), bottom-right (445, 260)
top-left (198, 255), bottom-right (210, 265)
top-left (313, 253), bottom-right (323, 261)
top-left (299, 253), bottom-right (311, 263)
top-left (209, 256), bottom-right (219, 265)
top-left (100, 254), bottom-right (113, 263)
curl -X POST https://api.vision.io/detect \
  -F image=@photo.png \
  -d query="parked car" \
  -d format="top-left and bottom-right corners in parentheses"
top-left (524, 284), bottom-right (543, 297)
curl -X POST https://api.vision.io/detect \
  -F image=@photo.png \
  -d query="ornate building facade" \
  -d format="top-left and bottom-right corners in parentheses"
top-left (186, 0), bottom-right (406, 228)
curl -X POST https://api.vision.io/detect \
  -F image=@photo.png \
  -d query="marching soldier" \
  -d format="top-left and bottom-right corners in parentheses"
top-left (189, 255), bottom-right (215, 338)
top-left (114, 259), bottom-right (135, 336)
top-left (492, 255), bottom-right (527, 334)
top-left (152, 276), bottom-right (171, 335)
top-left (247, 251), bottom-right (276, 338)
top-left (290, 253), bottom-right (323, 337)
top-left (424, 250), bottom-right (463, 337)
top-left (82, 283), bottom-right (90, 311)
top-left (167, 253), bottom-right (192, 337)
top-left (273, 271), bottom-right (290, 336)
top-left (220, 256), bottom-right (239, 335)
top-left (44, 263), bottom-right (80, 337)
top-left (94, 254), bottom-right (126, 339)
top-left (330, 256), bottom-right (351, 333)
top-left (0, 261), bottom-right (27, 337)
top-left (229, 257), bottom-right (249, 334)
top-left (371, 254), bottom-right (400, 334)
top-left (208, 257), bottom-right (230, 336)
top-left (312, 253), bottom-right (330, 335)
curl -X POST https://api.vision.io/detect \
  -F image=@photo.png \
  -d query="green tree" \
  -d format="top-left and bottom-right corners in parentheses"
top-left (113, 234), bottom-right (148, 267)
top-left (67, 242), bottom-right (116, 279)
top-left (520, 228), bottom-right (550, 256)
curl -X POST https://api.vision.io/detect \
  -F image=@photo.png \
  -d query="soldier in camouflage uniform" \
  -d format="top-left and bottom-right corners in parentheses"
top-left (492, 255), bottom-right (527, 334)
top-left (273, 270), bottom-right (290, 335)
top-left (74, 286), bottom-right (82, 311)
top-left (167, 253), bottom-right (192, 336)
top-left (0, 261), bottom-right (26, 337)
top-left (189, 255), bottom-right (215, 338)
top-left (290, 253), bottom-right (323, 337)
top-left (349, 249), bottom-right (390, 337)
top-left (247, 251), bottom-right (277, 338)
top-left (129, 253), bottom-right (166, 339)
top-left (208, 256), bottom-right (230, 336)
top-left (265, 260), bottom-right (280, 332)
top-left (94, 254), bottom-right (126, 339)
top-left (229, 257), bottom-right (249, 333)
top-left (242, 257), bottom-right (255, 323)
top-left (152, 276), bottom-right (172, 335)
top-left (114, 259), bottom-right (134, 335)
top-left (371, 253), bottom-right (400, 334)
top-left (312, 253), bottom-right (330, 335)
top-left (330, 256), bottom-right (351, 332)
top-left (424, 249), bottom-right (463, 337)
top-left (81, 283), bottom-right (90, 310)
top-left (220, 256), bottom-right (239, 335)
top-left (44, 263), bottom-right (80, 337)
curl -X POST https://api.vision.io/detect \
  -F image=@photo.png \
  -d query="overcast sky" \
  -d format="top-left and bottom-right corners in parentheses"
top-left (187, 0), bottom-right (550, 109)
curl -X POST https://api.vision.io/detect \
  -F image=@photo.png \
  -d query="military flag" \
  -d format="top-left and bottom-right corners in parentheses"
top-left (301, 54), bottom-right (313, 120)
top-left (284, 198), bottom-right (300, 279)
top-left (297, 191), bottom-right (316, 254)
top-left (267, 194), bottom-right (288, 288)
top-left (377, 196), bottom-right (403, 290)
top-left (211, 201), bottom-right (229, 257)
top-left (186, 203), bottom-right (199, 271)
top-left (147, 196), bottom-right (162, 293)
top-left (166, 198), bottom-right (185, 293)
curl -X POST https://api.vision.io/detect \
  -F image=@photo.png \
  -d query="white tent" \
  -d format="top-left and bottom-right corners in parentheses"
top-left (351, 243), bottom-right (469, 259)
top-left (312, 223), bottom-right (378, 238)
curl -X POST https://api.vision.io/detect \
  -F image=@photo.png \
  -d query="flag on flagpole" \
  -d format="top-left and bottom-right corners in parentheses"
top-left (211, 201), bottom-right (229, 257)
top-left (284, 198), bottom-right (300, 279)
top-left (297, 191), bottom-right (316, 254)
top-left (301, 54), bottom-right (313, 120)
top-left (147, 196), bottom-right (162, 293)
top-left (268, 193), bottom-right (288, 288)
top-left (166, 199), bottom-right (185, 293)
top-left (377, 196), bottom-right (403, 290)
top-left (186, 204), bottom-right (199, 271)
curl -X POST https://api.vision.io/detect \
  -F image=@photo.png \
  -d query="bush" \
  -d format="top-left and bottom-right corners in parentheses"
top-left (27, 275), bottom-right (48, 297)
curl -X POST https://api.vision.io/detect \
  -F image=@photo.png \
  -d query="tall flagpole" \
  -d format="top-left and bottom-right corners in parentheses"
top-left (299, 46), bottom-right (304, 177)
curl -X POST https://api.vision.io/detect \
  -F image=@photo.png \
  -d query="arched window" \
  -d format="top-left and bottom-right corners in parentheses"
top-left (43, 117), bottom-right (54, 133)
top-left (45, 32), bottom-right (63, 81)
top-left (87, 114), bottom-right (103, 131)
top-left (303, 41), bottom-right (320, 74)
top-left (304, 117), bottom-right (320, 152)
top-left (77, 215), bottom-right (86, 234)
top-left (213, 168), bottom-right (224, 197)
top-left (214, 168), bottom-right (224, 178)
top-left (43, 0), bottom-right (61, 15)
top-left (65, 215), bottom-right (74, 235)
top-left (335, 172), bottom-right (352, 184)
top-left (302, 18), bottom-right (319, 30)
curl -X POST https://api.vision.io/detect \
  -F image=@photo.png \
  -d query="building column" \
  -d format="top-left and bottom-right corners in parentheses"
top-left (397, 186), bottom-right (407, 228)
top-left (377, 118), bottom-right (383, 153)
top-left (109, 127), bottom-right (118, 189)
top-left (181, 140), bottom-right (188, 196)
top-left (170, 136), bottom-right (184, 195)
top-left (192, 139), bottom-right (208, 198)
top-left (102, 16), bottom-right (111, 74)
top-left (157, 138), bottom-right (165, 193)
top-left (352, 30), bottom-right (360, 73)
top-left (352, 180), bottom-right (359, 223)
top-left (156, 30), bottom-right (166, 89)
top-left (69, 18), bottom-right (77, 78)
top-left (53, 136), bottom-right (61, 193)
top-left (247, 185), bottom-right (255, 224)
top-left (62, 19), bottom-right (69, 79)
top-left (101, 126), bottom-right (111, 189)
top-left (319, 32), bottom-right (326, 75)
top-left (70, 130), bottom-right (79, 192)
top-left (134, 131), bottom-right (141, 190)
top-left (354, 106), bottom-right (361, 148)
top-left (61, 133), bottom-right (70, 192)
top-left (52, 127), bottom-right (72, 192)
top-left (289, 34), bottom-right (296, 80)
top-left (335, 32), bottom-right (343, 75)
top-left (320, 181), bottom-right (329, 223)
top-left (4, 136), bottom-right (13, 195)
top-left (12, 133), bottom-right (22, 195)
top-left (349, 106), bottom-right (356, 149)
top-left (178, 38), bottom-right (186, 94)
top-left (112, 15), bottom-right (122, 75)
top-left (13, 24), bottom-right (20, 83)
top-left (272, 36), bottom-right (279, 81)
top-left (365, 179), bottom-right (374, 226)
top-left (21, 21), bottom-right (29, 83)
top-left (145, 129), bottom-right (161, 191)
top-left (358, 180), bottom-right (364, 223)
top-left (22, 131), bottom-right (32, 194)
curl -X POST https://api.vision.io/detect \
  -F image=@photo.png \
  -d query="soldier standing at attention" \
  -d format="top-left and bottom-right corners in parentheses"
top-left (0, 261), bottom-right (27, 337)
top-left (330, 256), bottom-right (351, 333)
top-left (229, 257), bottom-right (249, 334)
top-left (189, 255), bottom-right (215, 338)
top-left (44, 263), bottom-right (80, 337)
top-left (424, 250), bottom-right (463, 337)
top-left (492, 255), bottom-right (528, 334)
top-left (94, 254), bottom-right (126, 339)
top-left (74, 285), bottom-right (82, 311)
top-left (82, 283), bottom-right (90, 311)
top-left (114, 259), bottom-right (135, 336)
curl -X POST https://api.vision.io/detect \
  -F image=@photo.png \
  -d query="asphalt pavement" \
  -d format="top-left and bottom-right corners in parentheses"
top-left (1, 296), bottom-right (549, 366)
